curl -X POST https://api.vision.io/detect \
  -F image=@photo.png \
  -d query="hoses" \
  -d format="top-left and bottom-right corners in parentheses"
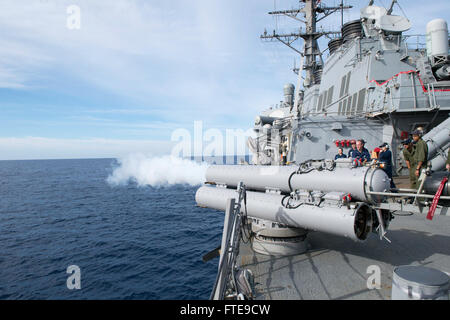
top-left (240, 189), bottom-right (252, 244)
top-left (282, 160), bottom-right (334, 209)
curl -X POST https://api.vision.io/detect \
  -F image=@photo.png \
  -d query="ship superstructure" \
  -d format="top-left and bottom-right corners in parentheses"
top-left (196, 0), bottom-right (450, 300)
top-left (251, 0), bottom-right (449, 175)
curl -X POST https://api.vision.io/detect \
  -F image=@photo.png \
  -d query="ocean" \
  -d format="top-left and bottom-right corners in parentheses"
top-left (0, 158), bottom-right (224, 299)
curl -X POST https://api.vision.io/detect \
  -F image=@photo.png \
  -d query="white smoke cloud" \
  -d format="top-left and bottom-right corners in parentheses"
top-left (107, 154), bottom-right (208, 187)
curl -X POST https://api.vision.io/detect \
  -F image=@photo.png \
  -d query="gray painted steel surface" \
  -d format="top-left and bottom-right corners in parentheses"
top-left (236, 210), bottom-right (450, 300)
top-left (205, 164), bottom-right (390, 203)
top-left (423, 117), bottom-right (450, 160)
top-left (431, 147), bottom-right (450, 171)
top-left (196, 186), bottom-right (372, 241)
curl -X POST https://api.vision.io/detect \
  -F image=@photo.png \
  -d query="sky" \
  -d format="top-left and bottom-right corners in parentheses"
top-left (0, 0), bottom-right (449, 160)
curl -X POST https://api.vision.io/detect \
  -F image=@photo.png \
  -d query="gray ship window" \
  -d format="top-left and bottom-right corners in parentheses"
top-left (339, 75), bottom-right (347, 98)
top-left (351, 92), bottom-right (358, 114)
top-left (347, 97), bottom-right (353, 116)
top-left (342, 99), bottom-right (348, 115)
top-left (317, 94), bottom-right (323, 113)
top-left (327, 86), bottom-right (334, 106)
top-left (348, 96), bottom-right (354, 115)
top-left (357, 89), bottom-right (366, 113)
top-left (344, 97), bottom-right (350, 115)
top-left (345, 72), bottom-right (351, 95)
top-left (322, 90), bottom-right (328, 110)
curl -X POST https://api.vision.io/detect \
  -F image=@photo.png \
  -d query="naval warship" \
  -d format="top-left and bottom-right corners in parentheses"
top-left (196, 0), bottom-right (450, 300)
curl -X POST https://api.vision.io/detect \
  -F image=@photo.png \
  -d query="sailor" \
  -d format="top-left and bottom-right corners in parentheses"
top-left (348, 140), bottom-right (358, 158)
top-left (352, 139), bottom-right (371, 164)
top-left (378, 143), bottom-right (396, 189)
top-left (411, 129), bottom-right (428, 179)
top-left (447, 149), bottom-right (450, 171)
top-left (360, 139), bottom-right (370, 155)
top-left (402, 138), bottom-right (416, 189)
top-left (335, 147), bottom-right (347, 160)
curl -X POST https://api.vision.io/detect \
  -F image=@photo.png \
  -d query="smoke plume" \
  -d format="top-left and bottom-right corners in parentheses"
top-left (107, 154), bottom-right (207, 187)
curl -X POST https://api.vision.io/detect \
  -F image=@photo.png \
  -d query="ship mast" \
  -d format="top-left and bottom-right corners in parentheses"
top-left (261, 0), bottom-right (352, 110)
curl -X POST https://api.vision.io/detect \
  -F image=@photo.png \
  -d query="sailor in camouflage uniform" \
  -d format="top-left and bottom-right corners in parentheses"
top-left (402, 139), bottom-right (417, 189)
top-left (411, 130), bottom-right (428, 187)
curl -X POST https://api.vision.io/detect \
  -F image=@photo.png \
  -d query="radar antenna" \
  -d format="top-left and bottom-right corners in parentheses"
top-left (261, 0), bottom-right (352, 109)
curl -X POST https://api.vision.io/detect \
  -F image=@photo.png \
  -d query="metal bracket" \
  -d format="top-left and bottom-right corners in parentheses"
top-left (375, 209), bottom-right (391, 243)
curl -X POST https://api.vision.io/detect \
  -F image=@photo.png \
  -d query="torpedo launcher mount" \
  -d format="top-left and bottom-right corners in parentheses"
top-left (197, 159), bottom-right (394, 255)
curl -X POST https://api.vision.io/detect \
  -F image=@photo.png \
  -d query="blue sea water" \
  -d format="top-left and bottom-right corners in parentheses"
top-left (0, 158), bottom-right (223, 300)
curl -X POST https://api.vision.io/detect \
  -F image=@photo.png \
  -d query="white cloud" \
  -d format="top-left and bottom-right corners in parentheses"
top-left (1, 0), bottom-right (447, 95)
top-left (0, 0), bottom-right (288, 118)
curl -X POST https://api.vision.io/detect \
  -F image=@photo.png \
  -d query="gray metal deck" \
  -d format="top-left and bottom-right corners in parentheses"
top-left (239, 213), bottom-right (450, 300)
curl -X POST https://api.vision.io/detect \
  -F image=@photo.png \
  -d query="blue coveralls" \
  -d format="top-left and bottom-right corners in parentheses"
top-left (378, 149), bottom-right (396, 189)
top-left (348, 148), bottom-right (358, 158)
top-left (352, 148), bottom-right (370, 163)
top-left (335, 154), bottom-right (347, 160)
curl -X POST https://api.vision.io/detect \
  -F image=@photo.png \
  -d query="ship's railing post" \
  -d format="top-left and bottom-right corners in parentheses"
top-left (211, 198), bottom-right (235, 300)
top-left (210, 182), bottom-right (247, 300)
